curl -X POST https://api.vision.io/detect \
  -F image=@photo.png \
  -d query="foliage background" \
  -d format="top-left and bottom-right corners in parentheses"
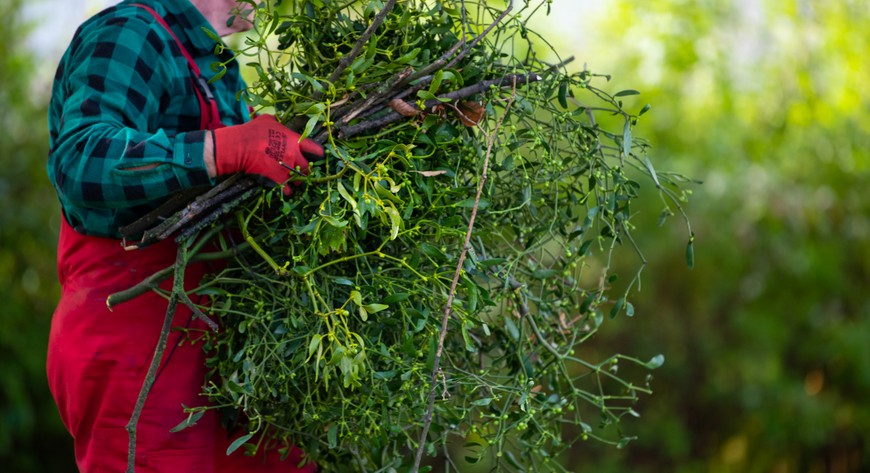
top-left (3, 0), bottom-right (867, 471)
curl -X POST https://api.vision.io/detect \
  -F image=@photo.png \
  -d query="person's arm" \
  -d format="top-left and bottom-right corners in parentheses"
top-left (49, 10), bottom-right (212, 211)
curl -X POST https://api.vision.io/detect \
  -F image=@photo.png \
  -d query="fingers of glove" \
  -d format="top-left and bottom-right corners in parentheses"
top-left (298, 138), bottom-right (325, 162)
top-left (244, 173), bottom-right (292, 197)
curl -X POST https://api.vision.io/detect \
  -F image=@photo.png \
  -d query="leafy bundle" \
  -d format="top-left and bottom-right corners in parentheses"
top-left (126, 0), bottom-right (692, 471)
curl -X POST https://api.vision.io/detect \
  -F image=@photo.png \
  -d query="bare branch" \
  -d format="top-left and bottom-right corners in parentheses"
top-left (125, 246), bottom-right (187, 472)
top-left (321, 0), bottom-right (398, 101)
top-left (340, 72), bottom-right (539, 139)
top-left (411, 78), bottom-right (516, 473)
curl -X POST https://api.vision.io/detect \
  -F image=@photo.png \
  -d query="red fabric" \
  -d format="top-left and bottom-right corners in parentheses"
top-left (46, 7), bottom-right (314, 471)
top-left (46, 217), bottom-right (316, 472)
top-left (213, 114), bottom-right (323, 196)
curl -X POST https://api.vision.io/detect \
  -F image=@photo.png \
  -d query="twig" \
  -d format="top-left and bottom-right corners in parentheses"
top-left (444, 0), bottom-right (514, 71)
top-left (329, 0), bottom-right (512, 135)
top-left (326, 0), bottom-right (398, 87)
top-left (334, 67), bottom-right (415, 126)
top-left (339, 72), bottom-right (538, 139)
top-left (411, 78), bottom-right (516, 472)
top-left (107, 266), bottom-right (173, 310)
top-left (289, 0), bottom-right (400, 131)
top-left (296, 0), bottom-right (398, 121)
top-left (125, 245), bottom-right (188, 472)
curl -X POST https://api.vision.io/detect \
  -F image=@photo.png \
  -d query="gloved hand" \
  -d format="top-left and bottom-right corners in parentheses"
top-left (213, 114), bottom-right (324, 195)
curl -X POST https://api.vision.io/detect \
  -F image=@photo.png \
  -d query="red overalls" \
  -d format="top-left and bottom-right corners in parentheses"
top-left (45, 6), bottom-right (315, 472)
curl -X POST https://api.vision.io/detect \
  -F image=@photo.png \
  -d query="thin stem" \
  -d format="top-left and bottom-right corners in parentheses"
top-left (411, 80), bottom-right (516, 473)
top-left (236, 208), bottom-right (287, 276)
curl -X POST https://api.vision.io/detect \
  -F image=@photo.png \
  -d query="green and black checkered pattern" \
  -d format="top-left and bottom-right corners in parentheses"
top-left (48, 0), bottom-right (250, 238)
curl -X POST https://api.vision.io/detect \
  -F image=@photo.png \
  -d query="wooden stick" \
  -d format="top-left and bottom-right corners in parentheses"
top-left (340, 72), bottom-right (539, 139)
top-left (125, 246), bottom-right (187, 472)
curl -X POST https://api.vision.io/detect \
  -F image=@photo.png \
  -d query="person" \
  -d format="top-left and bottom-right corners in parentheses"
top-left (45, 0), bottom-right (322, 471)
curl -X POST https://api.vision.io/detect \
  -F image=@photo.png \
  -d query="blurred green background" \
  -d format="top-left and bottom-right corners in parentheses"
top-left (3, 0), bottom-right (867, 471)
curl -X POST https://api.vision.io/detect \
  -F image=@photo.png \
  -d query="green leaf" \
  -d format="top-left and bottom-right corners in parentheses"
top-left (301, 115), bottom-right (320, 140)
top-left (364, 303), bottom-right (388, 313)
top-left (416, 90), bottom-right (440, 102)
top-left (639, 103), bottom-right (652, 115)
top-left (622, 119), bottom-right (632, 158)
top-left (395, 47), bottom-right (421, 64)
top-left (327, 424), bottom-right (339, 449)
top-left (686, 238), bottom-right (695, 270)
top-left (201, 27), bottom-right (222, 43)
top-left (429, 70), bottom-right (444, 95)
top-left (350, 290), bottom-right (362, 306)
top-left (558, 81), bottom-right (569, 109)
top-left (169, 410), bottom-right (205, 433)
top-left (420, 243), bottom-right (448, 263)
top-left (471, 397), bottom-right (493, 407)
top-left (208, 64), bottom-right (227, 84)
top-left (336, 181), bottom-right (357, 210)
top-left (644, 354), bottom-right (665, 369)
top-left (350, 55), bottom-right (368, 73)
top-left (658, 207), bottom-right (675, 227)
top-left (374, 370), bottom-right (397, 380)
top-left (290, 72), bottom-right (324, 92)
top-left (504, 451), bottom-right (524, 468)
top-left (504, 316), bottom-right (520, 341)
top-left (454, 198), bottom-right (490, 209)
top-left (307, 334), bottom-right (322, 360)
top-left (477, 258), bottom-right (506, 268)
top-left (226, 433), bottom-right (253, 456)
top-left (382, 292), bottom-right (410, 304)
top-left (461, 321), bottom-right (477, 352)
top-left (644, 157), bottom-right (662, 188)
top-left (385, 203), bottom-right (402, 240)
top-left (610, 297), bottom-right (625, 318)
top-left (614, 89), bottom-right (640, 97)
top-left (320, 214), bottom-right (348, 228)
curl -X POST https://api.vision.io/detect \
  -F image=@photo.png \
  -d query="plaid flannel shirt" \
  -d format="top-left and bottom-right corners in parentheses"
top-left (48, 0), bottom-right (250, 238)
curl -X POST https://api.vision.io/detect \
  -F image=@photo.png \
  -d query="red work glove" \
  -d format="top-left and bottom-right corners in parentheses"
top-left (213, 114), bottom-right (324, 195)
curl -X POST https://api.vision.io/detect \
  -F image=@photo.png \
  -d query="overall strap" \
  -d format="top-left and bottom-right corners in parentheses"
top-left (131, 3), bottom-right (224, 130)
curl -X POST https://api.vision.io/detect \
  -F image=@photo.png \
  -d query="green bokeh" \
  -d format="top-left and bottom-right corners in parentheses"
top-left (1, 0), bottom-right (73, 471)
top-left (554, 1), bottom-right (869, 472)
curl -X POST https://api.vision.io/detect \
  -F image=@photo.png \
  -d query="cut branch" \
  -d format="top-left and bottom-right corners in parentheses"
top-left (340, 72), bottom-right (539, 139)
top-left (120, 174), bottom-right (259, 250)
top-left (125, 246), bottom-right (187, 473)
top-left (324, 0), bottom-right (398, 89)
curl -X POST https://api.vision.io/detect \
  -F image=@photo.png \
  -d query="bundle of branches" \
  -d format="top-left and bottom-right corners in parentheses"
top-left (116, 1), bottom-right (694, 471)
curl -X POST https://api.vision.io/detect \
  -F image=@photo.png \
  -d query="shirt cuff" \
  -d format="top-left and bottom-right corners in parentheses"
top-left (174, 129), bottom-right (215, 186)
